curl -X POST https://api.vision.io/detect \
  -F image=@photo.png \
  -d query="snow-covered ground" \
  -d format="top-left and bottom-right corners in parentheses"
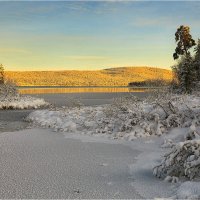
top-left (26, 93), bottom-right (200, 199)
top-left (0, 95), bottom-right (49, 109)
top-left (0, 128), bottom-right (174, 199)
top-left (0, 128), bottom-right (142, 199)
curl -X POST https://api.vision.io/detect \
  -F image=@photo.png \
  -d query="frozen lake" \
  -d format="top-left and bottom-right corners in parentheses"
top-left (29, 92), bottom-right (150, 107)
top-left (0, 88), bottom-right (151, 132)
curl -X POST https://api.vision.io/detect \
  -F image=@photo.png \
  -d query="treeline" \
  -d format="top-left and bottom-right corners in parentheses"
top-left (128, 79), bottom-right (171, 87)
top-left (5, 67), bottom-right (172, 87)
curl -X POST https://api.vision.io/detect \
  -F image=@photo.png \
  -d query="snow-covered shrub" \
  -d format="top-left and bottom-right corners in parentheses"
top-left (27, 94), bottom-right (167, 139)
top-left (147, 90), bottom-right (200, 128)
top-left (0, 81), bottom-right (49, 109)
top-left (152, 93), bottom-right (200, 182)
top-left (153, 138), bottom-right (200, 180)
top-left (27, 92), bottom-right (200, 140)
top-left (0, 95), bottom-right (49, 109)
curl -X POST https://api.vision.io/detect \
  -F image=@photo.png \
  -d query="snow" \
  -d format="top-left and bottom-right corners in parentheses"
top-left (128, 137), bottom-right (175, 199)
top-left (9, 93), bottom-right (200, 198)
top-left (27, 94), bottom-right (200, 141)
top-left (0, 128), bottom-right (142, 199)
top-left (176, 181), bottom-right (200, 199)
top-left (27, 104), bottom-right (160, 140)
top-left (0, 95), bottom-right (49, 109)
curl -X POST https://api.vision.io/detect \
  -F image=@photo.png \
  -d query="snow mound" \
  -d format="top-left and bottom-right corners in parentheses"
top-left (153, 139), bottom-right (200, 180)
top-left (0, 95), bottom-right (49, 109)
top-left (27, 94), bottom-right (200, 140)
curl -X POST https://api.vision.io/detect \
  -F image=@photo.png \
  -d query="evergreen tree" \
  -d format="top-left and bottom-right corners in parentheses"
top-left (172, 25), bottom-right (196, 93)
top-left (172, 56), bottom-right (195, 93)
top-left (173, 25), bottom-right (196, 59)
top-left (193, 39), bottom-right (200, 81)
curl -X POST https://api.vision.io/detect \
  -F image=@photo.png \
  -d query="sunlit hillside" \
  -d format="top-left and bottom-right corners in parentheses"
top-left (5, 67), bottom-right (172, 86)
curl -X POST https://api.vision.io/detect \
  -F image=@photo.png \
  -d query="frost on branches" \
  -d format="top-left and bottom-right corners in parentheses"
top-left (154, 139), bottom-right (200, 180)
top-left (0, 95), bottom-right (49, 109)
top-left (27, 91), bottom-right (200, 140)
top-left (0, 84), bottom-right (49, 109)
top-left (152, 90), bottom-right (200, 181)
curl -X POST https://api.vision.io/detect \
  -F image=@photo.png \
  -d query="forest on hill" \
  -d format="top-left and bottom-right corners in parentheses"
top-left (5, 67), bottom-right (172, 87)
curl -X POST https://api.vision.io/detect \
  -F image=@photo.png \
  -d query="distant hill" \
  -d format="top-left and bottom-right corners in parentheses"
top-left (5, 67), bottom-right (173, 86)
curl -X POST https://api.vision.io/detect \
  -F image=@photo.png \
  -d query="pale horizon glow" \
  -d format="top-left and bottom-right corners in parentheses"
top-left (0, 1), bottom-right (200, 71)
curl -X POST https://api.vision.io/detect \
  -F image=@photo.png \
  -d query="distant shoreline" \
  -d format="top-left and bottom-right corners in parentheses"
top-left (6, 67), bottom-right (172, 87)
top-left (17, 86), bottom-right (161, 89)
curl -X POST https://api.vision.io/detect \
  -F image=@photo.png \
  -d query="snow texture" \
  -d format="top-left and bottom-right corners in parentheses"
top-left (176, 181), bottom-right (200, 199)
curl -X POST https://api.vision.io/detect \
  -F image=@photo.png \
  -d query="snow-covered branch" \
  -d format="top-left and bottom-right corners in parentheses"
top-left (154, 138), bottom-right (200, 180)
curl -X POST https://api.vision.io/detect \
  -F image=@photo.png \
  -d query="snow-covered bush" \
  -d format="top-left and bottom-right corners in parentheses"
top-left (0, 81), bottom-right (49, 109)
top-left (153, 138), bottom-right (200, 180)
top-left (0, 95), bottom-right (49, 109)
top-left (27, 94), bottom-right (169, 139)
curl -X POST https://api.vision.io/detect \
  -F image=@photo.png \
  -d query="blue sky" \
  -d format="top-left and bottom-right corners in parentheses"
top-left (0, 1), bottom-right (200, 71)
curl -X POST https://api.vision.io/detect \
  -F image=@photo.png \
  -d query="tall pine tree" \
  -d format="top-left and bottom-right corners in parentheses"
top-left (172, 25), bottom-right (196, 93)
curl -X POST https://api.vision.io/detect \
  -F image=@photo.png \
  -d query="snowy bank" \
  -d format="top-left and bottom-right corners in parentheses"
top-left (27, 94), bottom-right (200, 140)
top-left (0, 95), bottom-right (49, 109)
top-left (27, 101), bottom-right (162, 141)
